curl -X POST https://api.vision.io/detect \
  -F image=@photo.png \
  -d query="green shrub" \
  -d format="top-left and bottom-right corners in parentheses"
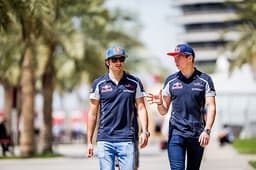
top-left (233, 138), bottom-right (256, 154)
top-left (249, 161), bottom-right (256, 169)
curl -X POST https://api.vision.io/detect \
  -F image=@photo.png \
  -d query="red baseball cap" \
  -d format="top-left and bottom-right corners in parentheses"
top-left (167, 44), bottom-right (195, 58)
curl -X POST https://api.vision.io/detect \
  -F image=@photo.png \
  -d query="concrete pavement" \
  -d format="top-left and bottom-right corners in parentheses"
top-left (0, 138), bottom-right (255, 170)
top-left (201, 139), bottom-right (256, 170)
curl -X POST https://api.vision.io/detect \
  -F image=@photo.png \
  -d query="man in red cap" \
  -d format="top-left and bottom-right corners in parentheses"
top-left (147, 44), bottom-right (216, 170)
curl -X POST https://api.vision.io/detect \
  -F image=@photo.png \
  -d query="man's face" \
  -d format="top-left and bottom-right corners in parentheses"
top-left (106, 56), bottom-right (126, 71)
top-left (173, 54), bottom-right (192, 70)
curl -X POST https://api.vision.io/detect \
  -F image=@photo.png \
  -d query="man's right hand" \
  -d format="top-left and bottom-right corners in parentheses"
top-left (86, 144), bottom-right (94, 158)
top-left (146, 90), bottom-right (163, 105)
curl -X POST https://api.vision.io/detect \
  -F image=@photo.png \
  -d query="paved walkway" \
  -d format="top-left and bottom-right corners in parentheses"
top-left (201, 139), bottom-right (256, 170)
top-left (0, 139), bottom-right (255, 170)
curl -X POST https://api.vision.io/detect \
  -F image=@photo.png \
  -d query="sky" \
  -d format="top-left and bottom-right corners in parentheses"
top-left (105, 0), bottom-right (181, 70)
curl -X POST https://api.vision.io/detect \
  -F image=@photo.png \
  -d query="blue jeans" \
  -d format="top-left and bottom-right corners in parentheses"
top-left (168, 135), bottom-right (204, 170)
top-left (97, 141), bottom-right (135, 170)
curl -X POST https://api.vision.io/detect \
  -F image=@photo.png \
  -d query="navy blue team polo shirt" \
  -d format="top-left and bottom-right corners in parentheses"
top-left (162, 68), bottom-right (216, 138)
top-left (90, 72), bottom-right (145, 142)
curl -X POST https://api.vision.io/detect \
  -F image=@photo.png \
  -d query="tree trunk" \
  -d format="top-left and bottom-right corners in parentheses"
top-left (40, 55), bottom-right (54, 153)
top-left (3, 83), bottom-right (13, 136)
top-left (20, 45), bottom-right (35, 157)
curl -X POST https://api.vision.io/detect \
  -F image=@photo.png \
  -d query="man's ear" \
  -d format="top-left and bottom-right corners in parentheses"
top-left (188, 55), bottom-right (193, 61)
top-left (105, 60), bottom-right (109, 66)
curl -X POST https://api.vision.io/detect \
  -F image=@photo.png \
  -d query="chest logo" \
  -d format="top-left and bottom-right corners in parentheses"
top-left (194, 82), bottom-right (204, 87)
top-left (123, 83), bottom-right (136, 93)
top-left (123, 89), bottom-right (135, 93)
top-left (172, 82), bottom-right (183, 89)
top-left (125, 84), bottom-right (135, 88)
top-left (101, 85), bottom-right (113, 93)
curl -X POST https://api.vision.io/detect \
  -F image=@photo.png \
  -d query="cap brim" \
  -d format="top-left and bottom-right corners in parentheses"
top-left (107, 54), bottom-right (128, 59)
top-left (166, 52), bottom-right (181, 56)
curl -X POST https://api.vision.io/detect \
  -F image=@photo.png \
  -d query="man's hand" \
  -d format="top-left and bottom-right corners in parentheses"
top-left (198, 131), bottom-right (210, 147)
top-left (86, 144), bottom-right (94, 158)
top-left (146, 90), bottom-right (163, 105)
top-left (139, 133), bottom-right (149, 149)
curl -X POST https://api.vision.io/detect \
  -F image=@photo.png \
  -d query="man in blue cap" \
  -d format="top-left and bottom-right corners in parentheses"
top-left (147, 44), bottom-right (216, 170)
top-left (86, 46), bottom-right (150, 170)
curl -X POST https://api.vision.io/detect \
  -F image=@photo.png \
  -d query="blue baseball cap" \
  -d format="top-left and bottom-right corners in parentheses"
top-left (105, 46), bottom-right (127, 59)
top-left (167, 44), bottom-right (195, 58)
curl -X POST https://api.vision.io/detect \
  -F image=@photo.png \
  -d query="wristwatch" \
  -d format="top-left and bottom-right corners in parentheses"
top-left (144, 131), bottom-right (150, 137)
top-left (203, 128), bottom-right (211, 135)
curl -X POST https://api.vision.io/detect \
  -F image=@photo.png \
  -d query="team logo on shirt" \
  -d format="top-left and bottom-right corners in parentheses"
top-left (172, 82), bottom-right (183, 89)
top-left (192, 88), bottom-right (204, 91)
top-left (194, 82), bottom-right (204, 87)
top-left (123, 89), bottom-right (135, 93)
top-left (101, 85), bottom-right (113, 93)
top-left (192, 82), bottom-right (204, 91)
top-left (125, 84), bottom-right (135, 88)
top-left (124, 84), bottom-right (135, 93)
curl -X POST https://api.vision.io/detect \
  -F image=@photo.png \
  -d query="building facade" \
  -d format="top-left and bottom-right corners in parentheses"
top-left (174, 0), bottom-right (241, 73)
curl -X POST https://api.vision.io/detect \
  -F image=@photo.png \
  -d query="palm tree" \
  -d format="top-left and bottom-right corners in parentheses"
top-left (224, 0), bottom-right (256, 79)
top-left (36, 0), bottom-right (106, 153)
top-left (0, 35), bottom-right (22, 137)
top-left (8, 0), bottom-right (56, 157)
top-left (35, 1), bottom-right (59, 154)
top-left (0, 0), bottom-right (23, 142)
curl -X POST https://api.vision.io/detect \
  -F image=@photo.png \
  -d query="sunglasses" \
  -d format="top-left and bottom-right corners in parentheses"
top-left (110, 57), bottom-right (126, 63)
